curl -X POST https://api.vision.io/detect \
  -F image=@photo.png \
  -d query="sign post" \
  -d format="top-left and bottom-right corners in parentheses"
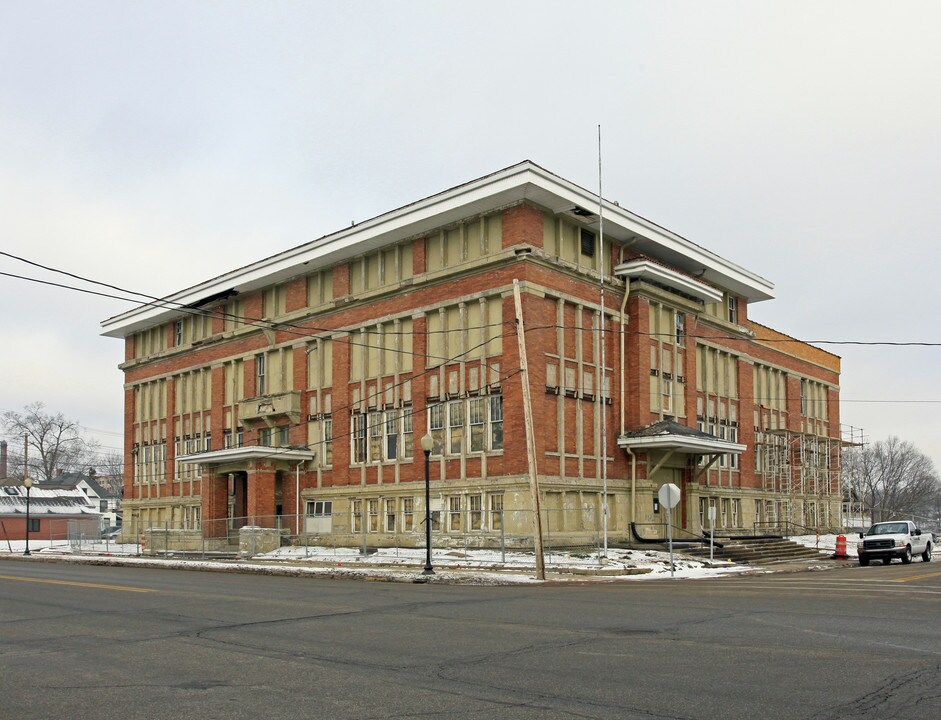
top-left (708, 505), bottom-right (716, 562)
top-left (658, 483), bottom-right (682, 578)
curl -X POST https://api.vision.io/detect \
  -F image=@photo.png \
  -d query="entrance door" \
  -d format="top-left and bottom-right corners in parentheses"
top-left (228, 472), bottom-right (248, 528)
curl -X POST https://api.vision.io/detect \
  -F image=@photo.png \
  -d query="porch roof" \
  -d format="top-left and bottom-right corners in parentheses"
top-left (617, 419), bottom-right (746, 455)
top-left (177, 446), bottom-right (317, 466)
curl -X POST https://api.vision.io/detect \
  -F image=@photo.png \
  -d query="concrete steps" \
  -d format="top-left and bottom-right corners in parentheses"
top-left (683, 537), bottom-right (831, 565)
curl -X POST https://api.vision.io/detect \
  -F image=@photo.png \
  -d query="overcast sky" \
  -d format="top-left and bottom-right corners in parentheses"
top-left (2, 1), bottom-right (940, 470)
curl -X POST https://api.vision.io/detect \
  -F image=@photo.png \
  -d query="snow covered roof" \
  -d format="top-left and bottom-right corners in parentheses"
top-left (0, 484), bottom-right (99, 516)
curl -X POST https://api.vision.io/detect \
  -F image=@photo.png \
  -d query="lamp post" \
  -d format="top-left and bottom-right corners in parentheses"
top-left (420, 433), bottom-right (434, 575)
top-left (23, 477), bottom-right (33, 556)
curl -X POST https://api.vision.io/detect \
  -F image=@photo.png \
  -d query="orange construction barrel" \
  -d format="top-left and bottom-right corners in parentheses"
top-left (834, 534), bottom-right (849, 559)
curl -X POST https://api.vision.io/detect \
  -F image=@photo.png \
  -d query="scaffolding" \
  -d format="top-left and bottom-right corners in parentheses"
top-left (754, 422), bottom-right (864, 531)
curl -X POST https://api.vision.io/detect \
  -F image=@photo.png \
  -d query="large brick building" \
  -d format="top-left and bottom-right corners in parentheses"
top-left (102, 161), bottom-right (842, 548)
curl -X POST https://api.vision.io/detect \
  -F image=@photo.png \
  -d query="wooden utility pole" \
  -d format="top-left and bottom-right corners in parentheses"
top-left (513, 279), bottom-right (545, 580)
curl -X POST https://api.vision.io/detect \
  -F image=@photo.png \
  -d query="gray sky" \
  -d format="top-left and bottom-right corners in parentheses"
top-left (2, 1), bottom-right (940, 468)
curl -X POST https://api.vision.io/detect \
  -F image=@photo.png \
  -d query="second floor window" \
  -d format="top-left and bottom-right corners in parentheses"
top-left (256, 354), bottom-right (267, 395)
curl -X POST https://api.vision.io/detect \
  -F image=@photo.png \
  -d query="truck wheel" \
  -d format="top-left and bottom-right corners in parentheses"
top-left (859, 556), bottom-right (870, 566)
top-left (901, 546), bottom-right (913, 564)
top-left (922, 544), bottom-right (932, 562)
top-left (882, 558), bottom-right (892, 565)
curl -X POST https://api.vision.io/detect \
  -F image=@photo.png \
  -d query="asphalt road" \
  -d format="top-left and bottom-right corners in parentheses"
top-left (1, 558), bottom-right (939, 720)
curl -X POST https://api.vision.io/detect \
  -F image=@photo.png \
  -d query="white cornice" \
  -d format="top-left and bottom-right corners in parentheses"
top-left (101, 160), bottom-right (775, 338)
top-left (613, 259), bottom-right (724, 304)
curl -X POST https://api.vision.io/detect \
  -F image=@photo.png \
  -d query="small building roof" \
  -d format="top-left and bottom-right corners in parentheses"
top-left (0, 484), bottom-right (100, 517)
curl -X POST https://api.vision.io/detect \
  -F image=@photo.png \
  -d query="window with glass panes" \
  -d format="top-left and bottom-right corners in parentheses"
top-left (489, 494), bottom-right (503, 530)
top-left (469, 495), bottom-right (482, 530)
top-left (448, 496), bottom-right (462, 532)
top-left (402, 497), bottom-right (414, 531)
top-left (429, 395), bottom-right (503, 456)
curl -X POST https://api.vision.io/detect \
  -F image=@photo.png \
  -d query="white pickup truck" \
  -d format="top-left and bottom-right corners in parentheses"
top-left (856, 521), bottom-right (932, 566)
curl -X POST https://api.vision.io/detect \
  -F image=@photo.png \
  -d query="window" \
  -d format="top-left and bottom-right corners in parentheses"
top-left (322, 417), bottom-right (333, 466)
top-left (448, 496), bottom-right (462, 532)
top-left (675, 313), bottom-right (685, 346)
top-left (352, 414), bottom-right (367, 463)
top-left (428, 395), bottom-right (503, 456)
top-left (384, 410), bottom-right (399, 461)
top-left (306, 500), bottom-right (332, 516)
top-left (800, 378), bottom-right (807, 416)
top-left (277, 425), bottom-right (290, 447)
top-left (448, 401), bottom-right (464, 455)
top-left (402, 410), bottom-right (413, 459)
top-left (174, 320), bottom-right (184, 347)
top-left (469, 495), bottom-right (482, 530)
top-left (385, 498), bottom-right (396, 532)
top-left (490, 494), bottom-right (503, 530)
top-left (489, 395), bottom-right (503, 451)
top-left (258, 427), bottom-right (272, 447)
top-left (727, 295), bottom-right (737, 324)
top-left (402, 497), bottom-right (414, 531)
top-left (27, 518), bottom-right (40, 533)
top-left (351, 499), bottom-right (362, 532)
top-left (256, 353), bottom-right (267, 395)
top-left (469, 398), bottom-right (485, 452)
top-left (580, 228), bottom-right (596, 257)
top-left (236, 427), bottom-right (244, 447)
top-left (368, 498), bottom-right (379, 532)
top-left (223, 429), bottom-right (232, 448)
top-left (429, 403), bottom-right (445, 455)
top-left (369, 411), bottom-right (382, 462)
top-left (99, 500), bottom-right (108, 512)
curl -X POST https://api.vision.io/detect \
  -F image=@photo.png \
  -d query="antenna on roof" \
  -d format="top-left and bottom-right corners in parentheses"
top-left (598, 124), bottom-right (609, 560)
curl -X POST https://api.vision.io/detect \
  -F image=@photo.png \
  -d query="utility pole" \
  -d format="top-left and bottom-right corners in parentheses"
top-left (513, 279), bottom-right (545, 580)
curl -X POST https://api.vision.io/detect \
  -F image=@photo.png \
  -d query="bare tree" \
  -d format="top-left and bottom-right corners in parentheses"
top-left (1, 402), bottom-right (98, 482)
top-left (93, 450), bottom-right (125, 497)
top-left (847, 436), bottom-right (941, 524)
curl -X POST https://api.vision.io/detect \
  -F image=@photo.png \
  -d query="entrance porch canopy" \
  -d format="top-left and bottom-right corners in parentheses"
top-left (177, 446), bottom-right (317, 467)
top-left (617, 419), bottom-right (746, 479)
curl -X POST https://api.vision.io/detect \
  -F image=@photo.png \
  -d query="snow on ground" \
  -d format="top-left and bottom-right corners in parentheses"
top-left (792, 533), bottom-right (858, 557)
top-left (0, 539), bottom-right (753, 583)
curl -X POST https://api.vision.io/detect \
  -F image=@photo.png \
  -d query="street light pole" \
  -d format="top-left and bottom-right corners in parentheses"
top-left (23, 477), bottom-right (33, 556)
top-left (421, 433), bottom-right (434, 575)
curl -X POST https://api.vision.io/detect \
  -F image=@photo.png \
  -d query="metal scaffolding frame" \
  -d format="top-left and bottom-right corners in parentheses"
top-left (754, 421), bottom-right (863, 530)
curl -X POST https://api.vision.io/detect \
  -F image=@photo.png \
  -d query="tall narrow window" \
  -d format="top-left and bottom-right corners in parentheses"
top-left (490, 494), bottom-right (503, 530)
top-left (256, 354), bottom-right (267, 395)
top-left (174, 320), bottom-right (184, 347)
top-left (489, 395), bottom-right (504, 450)
top-left (352, 414), bottom-right (367, 462)
top-left (469, 495), bottom-right (482, 530)
top-left (369, 411), bottom-right (382, 462)
top-left (322, 417), bottom-right (333, 466)
top-left (675, 312), bottom-right (685, 346)
top-left (368, 498), bottom-right (379, 532)
top-left (385, 498), bottom-right (396, 532)
top-left (448, 496), bottom-right (462, 532)
top-left (402, 497), bottom-right (414, 531)
top-left (448, 400), bottom-right (464, 455)
top-left (727, 295), bottom-right (737, 324)
top-left (384, 410), bottom-right (399, 461)
top-left (351, 500), bottom-right (362, 532)
top-left (469, 397), bottom-right (485, 452)
top-left (429, 403), bottom-right (444, 455)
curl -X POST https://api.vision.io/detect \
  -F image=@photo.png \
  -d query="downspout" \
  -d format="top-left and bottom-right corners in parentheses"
top-left (295, 459), bottom-right (303, 537)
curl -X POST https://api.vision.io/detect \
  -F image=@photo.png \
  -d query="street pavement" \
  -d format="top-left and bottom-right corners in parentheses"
top-left (1, 558), bottom-right (939, 720)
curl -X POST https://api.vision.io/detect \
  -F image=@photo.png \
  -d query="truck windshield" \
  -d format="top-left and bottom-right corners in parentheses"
top-left (867, 523), bottom-right (909, 535)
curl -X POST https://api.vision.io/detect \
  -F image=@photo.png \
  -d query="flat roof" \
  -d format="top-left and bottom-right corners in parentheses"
top-left (101, 160), bottom-right (774, 338)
